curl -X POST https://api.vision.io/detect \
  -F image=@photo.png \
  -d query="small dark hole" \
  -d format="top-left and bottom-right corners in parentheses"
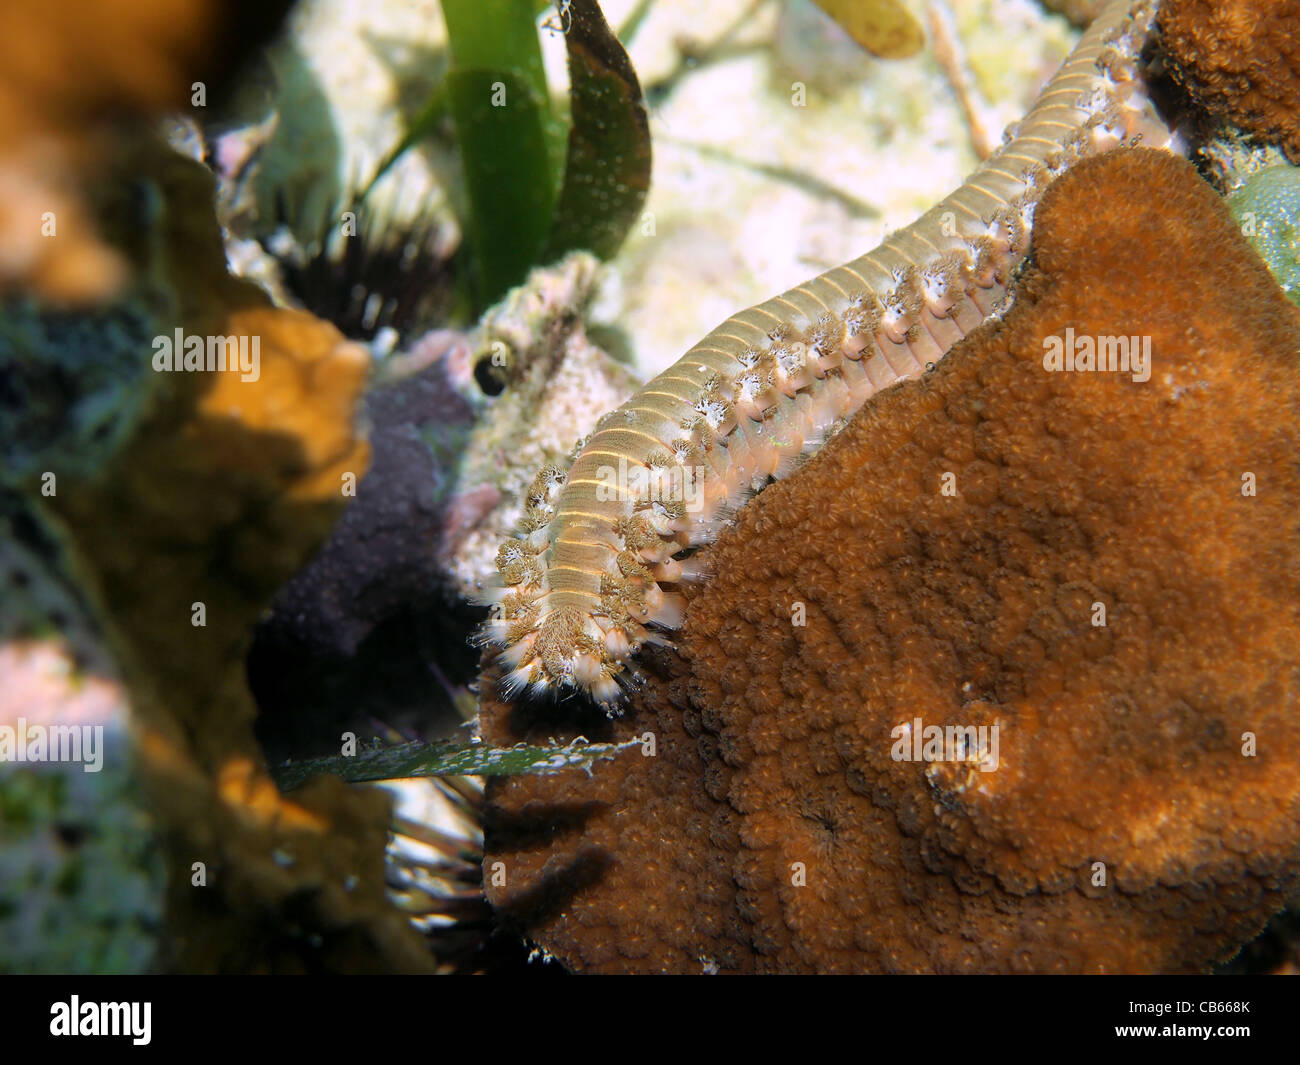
top-left (473, 358), bottom-right (507, 397)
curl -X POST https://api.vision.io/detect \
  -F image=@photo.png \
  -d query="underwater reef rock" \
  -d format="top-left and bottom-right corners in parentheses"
top-left (0, 505), bottom-right (163, 973)
top-left (447, 252), bottom-right (640, 597)
top-left (248, 329), bottom-right (483, 759)
top-left (1227, 163), bottom-right (1300, 306)
top-left (480, 149), bottom-right (1300, 973)
top-left (1159, 0), bottom-right (1300, 162)
top-left (11, 138), bottom-right (434, 973)
top-left (0, 630), bottom-right (161, 972)
top-left (248, 254), bottom-right (638, 758)
top-left (0, 0), bottom-right (291, 304)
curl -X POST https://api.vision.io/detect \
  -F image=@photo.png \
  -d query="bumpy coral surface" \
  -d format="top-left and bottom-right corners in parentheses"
top-left (1159, 0), bottom-right (1300, 161)
top-left (481, 149), bottom-right (1300, 973)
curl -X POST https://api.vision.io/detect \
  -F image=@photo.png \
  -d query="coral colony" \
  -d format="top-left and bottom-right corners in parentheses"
top-left (480, 149), bottom-right (1300, 974)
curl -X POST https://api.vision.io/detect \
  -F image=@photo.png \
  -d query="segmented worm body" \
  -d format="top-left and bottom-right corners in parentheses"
top-left (483, 0), bottom-right (1182, 708)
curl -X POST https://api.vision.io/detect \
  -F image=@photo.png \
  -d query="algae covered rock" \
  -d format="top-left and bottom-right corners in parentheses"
top-left (1228, 164), bottom-right (1300, 306)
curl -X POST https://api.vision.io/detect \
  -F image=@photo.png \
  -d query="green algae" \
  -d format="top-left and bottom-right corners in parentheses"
top-left (1228, 164), bottom-right (1300, 307)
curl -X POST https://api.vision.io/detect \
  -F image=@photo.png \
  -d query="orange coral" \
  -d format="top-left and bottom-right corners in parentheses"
top-left (480, 149), bottom-right (1300, 973)
top-left (0, 0), bottom-right (290, 303)
top-left (1159, 0), bottom-right (1300, 162)
top-left (22, 139), bottom-right (436, 973)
